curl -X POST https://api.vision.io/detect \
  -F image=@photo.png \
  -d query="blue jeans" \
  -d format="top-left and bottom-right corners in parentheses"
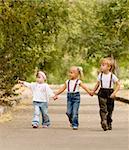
top-left (32, 101), bottom-right (50, 126)
top-left (66, 92), bottom-right (80, 127)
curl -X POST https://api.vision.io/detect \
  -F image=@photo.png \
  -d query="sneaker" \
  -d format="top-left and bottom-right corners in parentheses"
top-left (32, 124), bottom-right (38, 128)
top-left (73, 126), bottom-right (78, 130)
top-left (101, 121), bottom-right (108, 131)
top-left (42, 125), bottom-right (48, 128)
top-left (108, 123), bottom-right (112, 130)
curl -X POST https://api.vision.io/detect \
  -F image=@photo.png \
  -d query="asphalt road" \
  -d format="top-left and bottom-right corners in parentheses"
top-left (0, 93), bottom-right (128, 150)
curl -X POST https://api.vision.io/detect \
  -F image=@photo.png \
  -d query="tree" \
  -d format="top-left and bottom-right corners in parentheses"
top-left (0, 0), bottom-right (129, 100)
top-left (0, 0), bottom-right (69, 95)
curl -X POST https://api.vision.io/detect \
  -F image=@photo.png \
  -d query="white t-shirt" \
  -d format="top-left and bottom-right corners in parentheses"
top-left (66, 79), bottom-right (81, 93)
top-left (23, 82), bottom-right (54, 102)
top-left (97, 72), bottom-right (119, 88)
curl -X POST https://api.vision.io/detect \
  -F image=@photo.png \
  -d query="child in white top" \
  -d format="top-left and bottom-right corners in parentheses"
top-left (92, 58), bottom-right (120, 131)
top-left (19, 71), bottom-right (55, 128)
top-left (54, 66), bottom-right (92, 130)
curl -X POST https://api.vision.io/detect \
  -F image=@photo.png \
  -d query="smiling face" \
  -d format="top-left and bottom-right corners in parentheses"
top-left (69, 66), bottom-right (79, 80)
top-left (36, 73), bottom-right (44, 83)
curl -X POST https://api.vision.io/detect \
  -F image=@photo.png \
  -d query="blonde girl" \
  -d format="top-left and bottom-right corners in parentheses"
top-left (54, 66), bottom-right (92, 130)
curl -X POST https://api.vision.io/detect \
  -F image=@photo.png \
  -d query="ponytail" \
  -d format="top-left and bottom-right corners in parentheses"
top-left (77, 66), bottom-right (84, 79)
top-left (106, 57), bottom-right (116, 73)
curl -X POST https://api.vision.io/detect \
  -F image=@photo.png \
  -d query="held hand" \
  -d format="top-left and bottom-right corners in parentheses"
top-left (18, 80), bottom-right (24, 85)
top-left (88, 90), bottom-right (94, 96)
top-left (90, 90), bottom-right (95, 96)
top-left (53, 95), bottom-right (58, 101)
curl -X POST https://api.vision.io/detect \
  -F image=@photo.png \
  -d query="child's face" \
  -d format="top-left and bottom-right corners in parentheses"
top-left (69, 67), bottom-right (79, 79)
top-left (36, 73), bottom-right (44, 83)
top-left (100, 63), bottom-right (110, 72)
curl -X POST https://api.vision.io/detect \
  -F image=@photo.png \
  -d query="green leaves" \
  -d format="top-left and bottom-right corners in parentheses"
top-left (81, 0), bottom-right (129, 63)
top-left (0, 0), bottom-right (70, 94)
top-left (0, 0), bottom-right (129, 96)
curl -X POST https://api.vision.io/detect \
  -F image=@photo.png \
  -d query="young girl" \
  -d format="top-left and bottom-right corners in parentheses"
top-left (54, 66), bottom-right (92, 130)
top-left (92, 58), bottom-right (120, 131)
top-left (18, 71), bottom-right (55, 128)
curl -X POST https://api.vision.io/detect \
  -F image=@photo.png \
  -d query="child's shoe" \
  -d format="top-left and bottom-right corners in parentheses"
top-left (32, 124), bottom-right (38, 128)
top-left (72, 126), bottom-right (78, 130)
top-left (101, 121), bottom-right (108, 131)
top-left (42, 125), bottom-right (48, 128)
top-left (108, 123), bottom-right (112, 130)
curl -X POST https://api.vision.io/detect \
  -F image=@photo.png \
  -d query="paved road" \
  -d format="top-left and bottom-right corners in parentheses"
top-left (0, 93), bottom-right (128, 150)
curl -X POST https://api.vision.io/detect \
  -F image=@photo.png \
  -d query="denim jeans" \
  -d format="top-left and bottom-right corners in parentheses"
top-left (32, 101), bottom-right (50, 126)
top-left (66, 92), bottom-right (80, 127)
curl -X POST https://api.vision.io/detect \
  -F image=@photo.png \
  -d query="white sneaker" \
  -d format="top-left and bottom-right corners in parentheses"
top-left (73, 126), bottom-right (78, 130)
top-left (42, 125), bottom-right (48, 128)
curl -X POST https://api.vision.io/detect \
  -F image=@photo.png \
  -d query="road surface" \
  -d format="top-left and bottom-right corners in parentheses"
top-left (0, 92), bottom-right (128, 150)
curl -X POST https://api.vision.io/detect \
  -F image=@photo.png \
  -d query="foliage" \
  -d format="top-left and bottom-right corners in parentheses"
top-left (0, 0), bottom-right (129, 97)
top-left (93, 0), bottom-right (129, 62)
top-left (0, 0), bottom-right (69, 95)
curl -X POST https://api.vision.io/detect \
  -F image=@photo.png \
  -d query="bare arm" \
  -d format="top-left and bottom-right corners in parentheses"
top-left (18, 80), bottom-right (31, 88)
top-left (110, 81), bottom-right (120, 98)
top-left (55, 84), bottom-right (67, 96)
top-left (92, 81), bottom-right (100, 94)
top-left (80, 82), bottom-right (92, 95)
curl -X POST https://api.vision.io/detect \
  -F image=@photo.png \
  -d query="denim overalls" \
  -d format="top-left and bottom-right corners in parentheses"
top-left (66, 79), bottom-right (80, 128)
top-left (98, 73), bottom-right (114, 130)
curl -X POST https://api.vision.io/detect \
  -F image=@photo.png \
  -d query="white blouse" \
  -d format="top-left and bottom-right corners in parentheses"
top-left (66, 79), bottom-right (81, 93)
top-left (98, 72), bottom-right (119, 88)
top-left (23, 82), bottom-right (54, 102)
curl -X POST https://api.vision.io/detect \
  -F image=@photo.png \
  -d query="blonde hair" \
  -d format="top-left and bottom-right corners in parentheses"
top-left (100, 57), bottom-right (115, 72)
top-left (77, 66), bottom-right (84, 79)
top-left (70, 66), bottom-right (84, 79)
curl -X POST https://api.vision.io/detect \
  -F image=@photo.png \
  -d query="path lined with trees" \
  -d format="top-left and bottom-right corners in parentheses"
top-left (0, 1), bottom-right (129, 149)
